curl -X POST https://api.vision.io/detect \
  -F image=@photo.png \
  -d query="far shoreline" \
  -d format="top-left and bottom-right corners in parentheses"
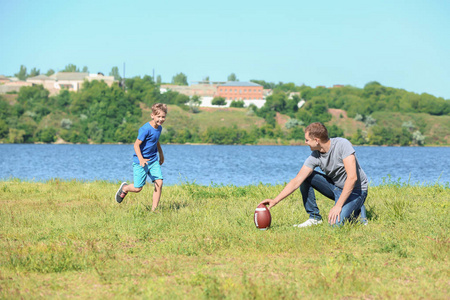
top-left (0, 142), bottom-right (449, 147)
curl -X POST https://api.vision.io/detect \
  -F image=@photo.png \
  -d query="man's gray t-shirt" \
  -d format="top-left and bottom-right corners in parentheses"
top-left (303, 137), bottom-right (368, 191)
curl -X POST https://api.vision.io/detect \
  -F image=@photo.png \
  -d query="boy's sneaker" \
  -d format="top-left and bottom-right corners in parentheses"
top-left (115, 182), bottom-right (128, 203)
top-left (293, 219), bottom-right (323, 228)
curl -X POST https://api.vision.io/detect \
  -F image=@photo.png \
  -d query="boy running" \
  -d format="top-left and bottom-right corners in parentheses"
top-left (115, 103), bottom-right (167, 212)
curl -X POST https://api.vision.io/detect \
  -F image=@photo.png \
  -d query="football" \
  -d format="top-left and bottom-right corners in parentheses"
top-left (254, 203), bottom-right (271, 230)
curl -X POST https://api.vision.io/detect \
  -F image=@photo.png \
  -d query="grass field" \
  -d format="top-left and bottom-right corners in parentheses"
top-left (1, 180), bottom-right (449, 299)
top-left (371, 111), bottom-right (450, 145)
top-left (143, 105), bottom-right (265, 132)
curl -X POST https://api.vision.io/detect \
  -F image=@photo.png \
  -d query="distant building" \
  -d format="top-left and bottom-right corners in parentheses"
top-left (26, 74), bottom-right (56, 92)
top-left (216, 81), bottom-right (263, 101)
top-left (0, 79), bottom-right (33, 94)
top-left (0, 75), bottom-right (10, 84)
top-left (288, 92), bottom-right (301, 99)
top-left (160, 82), bottom-right (221, 97)
top-left (263, 89), bottom-right (273, 98)
top-left (190, 82), bottom-right (224, 97)
top-left (25, 72), bottom-right (116, 95)
top-left (84, 73), bottom-right (115, 86)
top-left (160, 81), bottom-right (266, 108)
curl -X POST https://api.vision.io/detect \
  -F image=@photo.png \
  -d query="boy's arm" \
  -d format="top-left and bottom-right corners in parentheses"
top-left (134, 139), bottom-right (148, 167)
top-left (157, 141), bottom-right (164, 165)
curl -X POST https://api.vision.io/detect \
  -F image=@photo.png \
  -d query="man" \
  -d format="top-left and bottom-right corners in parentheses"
top-left (260, 122), bottom-right (368, 227)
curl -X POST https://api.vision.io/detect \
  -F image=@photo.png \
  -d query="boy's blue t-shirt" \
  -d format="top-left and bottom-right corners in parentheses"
top-left (133, 122), bottom-right (162, 165)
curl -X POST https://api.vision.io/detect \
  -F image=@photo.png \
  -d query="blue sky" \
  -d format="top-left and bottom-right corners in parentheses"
top-left (1, 0), bottom-right (449, 99)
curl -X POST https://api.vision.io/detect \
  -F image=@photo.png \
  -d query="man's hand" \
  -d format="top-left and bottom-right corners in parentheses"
top-left (259, 199), bottom-right (277, 210)
top-left (328, 205), bottom-right (342, 225)
top-left (159, 154), bottom-right (164, 165)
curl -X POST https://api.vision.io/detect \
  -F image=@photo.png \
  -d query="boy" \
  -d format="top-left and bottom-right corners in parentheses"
top-left (115, 103), bottom-right (167, 212)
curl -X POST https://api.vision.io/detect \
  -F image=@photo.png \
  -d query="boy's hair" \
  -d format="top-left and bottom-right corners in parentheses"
top-left (151, 103), bottom-right (168, 115)
top-left (305, 122), bottom-right (329, 142)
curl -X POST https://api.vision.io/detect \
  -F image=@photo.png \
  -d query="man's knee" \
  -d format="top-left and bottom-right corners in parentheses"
top-left (302, 172), bottom-right (316, 186)
top-left (300, 176), bottom-right (313, 192)
top-left (300, 181), bottom-right (309, 192)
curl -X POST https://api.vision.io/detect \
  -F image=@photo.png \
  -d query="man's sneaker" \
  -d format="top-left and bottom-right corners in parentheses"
top-left (293, 219), bottom-right (323, 228)
top-left (115, 182), bottom-right (128, 203)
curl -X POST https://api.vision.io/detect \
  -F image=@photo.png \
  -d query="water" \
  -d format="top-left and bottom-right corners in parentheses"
top-left (0, 144), bottom-right (449, 186)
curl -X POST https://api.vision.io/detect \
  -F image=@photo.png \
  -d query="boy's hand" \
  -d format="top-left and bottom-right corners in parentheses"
top-left (139, 159), bottom-right (149, 167)
top-left (159, 154), bottom-right (164, 165)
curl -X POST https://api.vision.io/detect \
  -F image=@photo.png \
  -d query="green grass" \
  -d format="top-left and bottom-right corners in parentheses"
top-left (1, 180), bottom-right (449, 298)
top-left (371, 111), bottom-right (450, 145)
top-left (142, 105), bottom-right (265, 133)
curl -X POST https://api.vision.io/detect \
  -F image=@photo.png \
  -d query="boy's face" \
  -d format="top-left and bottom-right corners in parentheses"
top-left (151, 110), bottom-right (167, 126)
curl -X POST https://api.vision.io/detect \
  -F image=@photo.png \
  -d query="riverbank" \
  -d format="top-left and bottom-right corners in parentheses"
top-left (2, 139), bottom-right (450, 146)
top-left (1, 181), bottom-right (448, 298)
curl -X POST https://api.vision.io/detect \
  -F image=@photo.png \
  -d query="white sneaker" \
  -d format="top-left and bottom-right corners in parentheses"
top-left (294, 219), bottom-right (323, 228)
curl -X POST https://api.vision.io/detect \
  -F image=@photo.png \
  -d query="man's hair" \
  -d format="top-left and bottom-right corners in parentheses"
top-left (305, 122), bottom-right (329, 142)
top-left (152, 103), bottom-right (168, 115)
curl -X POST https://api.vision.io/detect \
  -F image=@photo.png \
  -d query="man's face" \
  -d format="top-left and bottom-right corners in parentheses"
top-left (152, 111), bottom-right (166, 126)
top-left (305, 132), bottom-right (320, 151)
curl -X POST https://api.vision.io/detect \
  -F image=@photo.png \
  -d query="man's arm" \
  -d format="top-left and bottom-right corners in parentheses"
top-left (328, 154), bottom-right (357, 224)
top-left (157, 141), bottom-right (164, 165)
top-left (260, 165), bottom-right (313, 209)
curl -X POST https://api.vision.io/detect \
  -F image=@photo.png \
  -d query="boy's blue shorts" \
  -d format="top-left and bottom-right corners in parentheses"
top-left (133, 161), bottom-right (163, 188)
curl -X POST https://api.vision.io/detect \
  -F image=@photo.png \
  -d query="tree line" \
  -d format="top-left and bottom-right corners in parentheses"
top-left (0, 70), bottom-right (449, 145)
top-left (251, 80), bottom-right (449, 145)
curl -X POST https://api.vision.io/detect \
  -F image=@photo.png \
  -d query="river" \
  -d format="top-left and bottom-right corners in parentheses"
top-left (0, 144), bottom-right (449, 186)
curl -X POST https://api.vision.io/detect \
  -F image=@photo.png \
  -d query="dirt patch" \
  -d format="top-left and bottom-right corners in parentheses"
top-left (445, 135), bottom-right (450, 144)
top-left (2, 93), bottom-right (18, 105)
top-left (329, 108), bottom-right (348, 118)
top-left (53, 137), bottom-right (71, 144)
top-left (199, 107), bottom-right (217, 112)
top-left (328, 108), bottom-right (365, 136)
top-left (275, 112), bottom-right (290, 127)
top-left (139, 102), bottom-right (151, 111)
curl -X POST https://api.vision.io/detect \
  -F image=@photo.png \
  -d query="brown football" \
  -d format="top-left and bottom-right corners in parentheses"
top-left (254, 203), bottom-right (271, 230)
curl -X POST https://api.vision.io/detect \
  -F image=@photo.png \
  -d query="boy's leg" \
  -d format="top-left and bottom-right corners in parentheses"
top-left (299, 171), bottom-right (337, 220)
top-left (123, 184), bottom-right (143, 193)
top-left (117, 163), bottom-right (147, 204)
top-left (152, 180), bottom-right (163, 211)
top-left (147, 161), bottom-right (164, 212)
top-left (128, 162), bottom-right (148, 192)
top-left (115, 182), bottom-right (128, 203)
